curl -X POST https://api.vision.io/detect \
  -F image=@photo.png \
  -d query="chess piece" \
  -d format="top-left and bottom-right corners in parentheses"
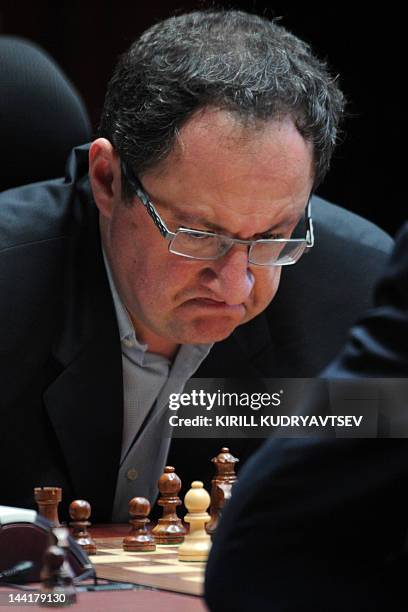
top-left (34, 487), bottom-right (62, 527)
top-left (69, 499), bottom-right (97, 555)
top-left (52, 526), bottom-right (78, 583)
top-left (206, 447), bottom-right (239, 536)
top-left (40, 543), bottom-right (76, 606)
top-left (152, 466), bottom-right (186, 544)
top-left (178, 481), bottom-right (211, 562)
top-left (123, 497), bottom-right (156, 552)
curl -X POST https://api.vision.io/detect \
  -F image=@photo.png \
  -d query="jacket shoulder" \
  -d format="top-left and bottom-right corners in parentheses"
top-left (311, 195), bottom-right (393, 254)
top-left (255, 198), bottom-right (394, 375)
top-left (0, 144), bottom-right (92, 252)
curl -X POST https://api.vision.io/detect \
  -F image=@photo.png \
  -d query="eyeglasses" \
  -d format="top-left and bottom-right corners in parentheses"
top-left (121, 161), bottom-right (314, 266)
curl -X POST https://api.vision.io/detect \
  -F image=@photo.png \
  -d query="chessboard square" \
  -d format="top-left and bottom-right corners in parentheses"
top-left (97, 547), bottom-right (177, 557)
top-left (129, 550), bottom-right (178, 557)
top-left (155, 559), bottom-right (205, 569)
top-left (97, 548), bottom-right (121, 554)
top-left (91, 554), bottom-right (139, 564)
top-left (156, 545), bottom-right (179, 553)
top-left (126, 564), bottom-right (200, 574)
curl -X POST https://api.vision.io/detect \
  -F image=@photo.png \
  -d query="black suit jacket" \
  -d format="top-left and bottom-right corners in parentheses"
top-left (0, 144), bottom-right (393, 522)
top-left (205, 224), bottom-right (408, 612)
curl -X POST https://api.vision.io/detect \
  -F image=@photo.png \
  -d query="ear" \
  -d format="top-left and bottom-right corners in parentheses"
top-left (89, 138), bottom-right (122, 219)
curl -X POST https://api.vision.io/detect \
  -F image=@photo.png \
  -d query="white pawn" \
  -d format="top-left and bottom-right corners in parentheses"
top-left (178, 481), bottom-right (212, 562)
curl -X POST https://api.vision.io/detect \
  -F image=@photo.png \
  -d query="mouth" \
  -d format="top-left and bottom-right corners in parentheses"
top-left (194, 297), bottom-right (227, 306)
top-left (183, 297), bottom-right (245, 314)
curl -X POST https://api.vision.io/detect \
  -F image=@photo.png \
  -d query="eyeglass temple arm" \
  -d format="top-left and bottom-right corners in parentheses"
top-left (121, 161), bottom-right (172, 238)
top-left (305, 198), bottom-right (314, 247)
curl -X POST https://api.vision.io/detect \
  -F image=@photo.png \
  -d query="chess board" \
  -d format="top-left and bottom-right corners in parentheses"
top-left (91, 536), bottom-right (205, 596)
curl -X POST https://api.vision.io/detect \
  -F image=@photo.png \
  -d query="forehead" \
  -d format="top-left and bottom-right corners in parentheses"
top-left (141, 109), bottom-right (314, 234)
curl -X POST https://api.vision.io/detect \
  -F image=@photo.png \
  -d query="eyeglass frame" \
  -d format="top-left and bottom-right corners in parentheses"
top-left (120, 160), bottom-right (315, 266)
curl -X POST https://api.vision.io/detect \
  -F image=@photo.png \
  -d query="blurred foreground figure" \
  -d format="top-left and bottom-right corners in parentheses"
top-left (206, 223), bottom-right (408, 612)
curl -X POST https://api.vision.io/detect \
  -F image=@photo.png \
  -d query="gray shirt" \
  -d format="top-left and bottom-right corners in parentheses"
top-left (102, 252), bottom-right (212, 521)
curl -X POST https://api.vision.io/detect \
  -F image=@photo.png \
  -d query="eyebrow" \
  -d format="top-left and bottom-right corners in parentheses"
top-left (158, 201), bottom-right (298, 236)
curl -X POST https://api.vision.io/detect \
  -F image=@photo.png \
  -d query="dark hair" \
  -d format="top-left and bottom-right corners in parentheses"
top-left (98, 9), bottom-right (346, 199)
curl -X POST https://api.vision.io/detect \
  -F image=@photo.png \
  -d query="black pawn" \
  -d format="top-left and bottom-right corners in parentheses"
top-left (123, 497), bottom-right (156, 552)
top-left (69, 499), bottom-right (97, 555)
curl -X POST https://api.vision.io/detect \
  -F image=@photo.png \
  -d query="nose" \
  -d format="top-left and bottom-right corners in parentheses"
top-left (199, 246), bottom-right (255, 305)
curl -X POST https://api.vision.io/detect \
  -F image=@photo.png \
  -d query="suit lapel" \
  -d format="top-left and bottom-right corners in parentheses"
top-left (43, 202), bottom-right (123, 520)
top-left (43, 331), bottom-right (123, 520)
top-left (195, 309), bottom-right (273, 378)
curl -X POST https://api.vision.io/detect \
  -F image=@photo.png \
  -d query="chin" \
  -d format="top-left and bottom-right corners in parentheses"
top-left (182, 319), bottom-right (241, 344)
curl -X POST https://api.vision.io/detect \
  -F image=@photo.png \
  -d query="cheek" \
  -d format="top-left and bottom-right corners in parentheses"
top-left (130, 253), bottom-right (195, 302)
top-left (253, 267), bottom-right (282, 306)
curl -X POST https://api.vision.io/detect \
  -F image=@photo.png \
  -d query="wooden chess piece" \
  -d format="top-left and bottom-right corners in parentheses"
top-left (206, 447), bottom-right (239, 536)
top-left (34, 487), bottom-right (62, 527)
top-left (123, 497), bottom-right (156, 552)
top-left (40, 543), bottom-right (77, 606)
top-left (178, 481), bottom-right (211, 562)
top-left (69, 499), bottom-right (97, 555)
top-left (152, 466), bottom-right (186, 544)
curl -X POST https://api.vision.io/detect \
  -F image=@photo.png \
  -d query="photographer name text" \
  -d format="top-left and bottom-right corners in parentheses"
top-left (168, 414), bottom-right (363, 428)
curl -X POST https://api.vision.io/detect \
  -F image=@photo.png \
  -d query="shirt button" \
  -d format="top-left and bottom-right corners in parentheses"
top-left (122, 338), bottom-right (135, 348)
top-left (126, 468), bottom-right (139, 481)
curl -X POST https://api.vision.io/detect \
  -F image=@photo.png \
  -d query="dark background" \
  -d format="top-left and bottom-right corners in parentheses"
top-left (0, 1), bottom-right (404, 236)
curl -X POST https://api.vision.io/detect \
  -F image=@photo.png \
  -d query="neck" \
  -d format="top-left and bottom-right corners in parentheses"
top-left (130, 315), bottom-right (180, 361)
top-left (146, 339), bottom-right (180, 361)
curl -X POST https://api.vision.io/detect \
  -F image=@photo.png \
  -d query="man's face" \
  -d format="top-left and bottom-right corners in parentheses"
top-left (93, 110), bottom-right (314, 357)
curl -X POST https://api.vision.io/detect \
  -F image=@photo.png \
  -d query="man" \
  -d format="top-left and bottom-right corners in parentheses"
top-left (205, 224), bottom-right (408, 612)
top-left (0, 10), bottom-right (392, 521)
